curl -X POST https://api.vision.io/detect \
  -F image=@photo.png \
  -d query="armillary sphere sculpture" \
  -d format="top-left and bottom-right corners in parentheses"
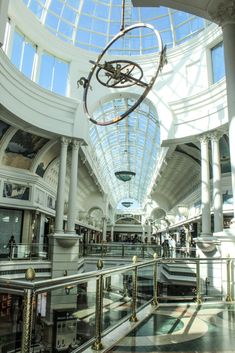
top-left (77, 4), bottom-right (167, 126)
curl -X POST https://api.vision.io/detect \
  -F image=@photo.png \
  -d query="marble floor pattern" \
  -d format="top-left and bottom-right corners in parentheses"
top-left (105, 302), bottom-right (235, 353)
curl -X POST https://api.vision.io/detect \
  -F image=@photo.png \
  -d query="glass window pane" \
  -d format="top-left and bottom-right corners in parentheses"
top-left (52, 59), bottom-right (69, 95)
top-left (11, 31), bottom-right (24, 69)
top-left (211, 42), bottom-right (225, 83)
top-left (38, 53), bottom-right (54, 90)
top-left (21, 42), bottom-right (36, 79)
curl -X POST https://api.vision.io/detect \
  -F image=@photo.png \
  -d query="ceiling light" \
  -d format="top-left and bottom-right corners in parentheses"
top-left (122, 202), bottom-right (133, 207)
top-left (115, 171), bottom-right (136, 182)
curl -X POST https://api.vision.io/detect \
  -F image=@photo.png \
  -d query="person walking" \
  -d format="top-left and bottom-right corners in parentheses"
top-left (8, 235), bottom-right (16, 259)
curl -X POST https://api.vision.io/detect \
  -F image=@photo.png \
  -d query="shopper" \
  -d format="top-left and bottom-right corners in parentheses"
top-left (8, 235), bottom-right (16, 259)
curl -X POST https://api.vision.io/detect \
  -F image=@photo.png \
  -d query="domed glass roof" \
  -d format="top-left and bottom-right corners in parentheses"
top-left (89, 97), bottom-right (160, 207)
top-left (22, 0), bottom-right (209, 55)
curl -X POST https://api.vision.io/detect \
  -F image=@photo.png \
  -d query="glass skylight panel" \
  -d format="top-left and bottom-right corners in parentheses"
top-left (67, 0), bottom-right (81, 9)
top-left (49, 0), bottom-right (63, 16)
top-left (62, 6), bottom-right (77, 22)
top-left (175, 22), bottom-right (191, 42)
top-left (89, 98), bottom-right (160, 206)
top-left (191, 17), bottom-right (204, 32)
top-left (58, 21), bottom-right (73, 37)
top-left (22, 0), bottom-right (208, 54)
top-left (45, 13), bottom-right (59, 30)
top-left (28, 0), bottom-right (44, 19)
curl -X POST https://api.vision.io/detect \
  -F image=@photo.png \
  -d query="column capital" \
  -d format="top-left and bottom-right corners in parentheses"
top-left (198, 133), bottom-right (210, 144)
top-left (71, 138), bottom-right (82, 149)
top-left (208, 130), bottom-right (224, 142)
top-left (61, 136), bottom-right (71, 146)
top-left (209, 1), bottom-right (235, 26)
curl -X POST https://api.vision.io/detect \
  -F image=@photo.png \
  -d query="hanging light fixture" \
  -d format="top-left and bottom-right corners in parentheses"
top-left (122, 201), bottom-right (133, 207)
top-left (115, 171), bottom-right (136, 182)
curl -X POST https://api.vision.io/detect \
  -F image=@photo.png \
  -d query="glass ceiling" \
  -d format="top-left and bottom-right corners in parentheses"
top-left (89, 97), bottom-right (160, 208)
top-left (22, 0), bottom-right (208, 55)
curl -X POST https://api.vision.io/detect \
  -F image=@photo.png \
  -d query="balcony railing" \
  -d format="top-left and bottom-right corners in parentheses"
top-left (0, 243), bottom-right (48, 261)
top-left (0, 255), bottom-right (234, 353)
top-left (84, 243), bottom-right (197, 259)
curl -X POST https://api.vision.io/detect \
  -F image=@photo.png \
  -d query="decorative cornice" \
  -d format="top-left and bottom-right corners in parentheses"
top-left (209, 1), bottom-right (235, 26)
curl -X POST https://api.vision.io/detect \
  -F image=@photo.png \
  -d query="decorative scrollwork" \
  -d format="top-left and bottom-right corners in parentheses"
top-left (77, 77), bottom-right (89, 89)
top-left (93, 60), bottom-right (145, 88)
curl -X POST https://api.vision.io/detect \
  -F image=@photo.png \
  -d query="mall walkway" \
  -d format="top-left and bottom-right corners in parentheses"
top-left (106, 302), bottom-right (235, 353)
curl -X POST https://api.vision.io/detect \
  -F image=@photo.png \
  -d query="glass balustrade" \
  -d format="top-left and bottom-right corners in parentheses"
top-left (0, 256), bottom-right (234, 353)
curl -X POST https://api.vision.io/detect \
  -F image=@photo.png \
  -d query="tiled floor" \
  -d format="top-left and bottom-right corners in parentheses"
top-left (105, 302), bottom-right (235, 353)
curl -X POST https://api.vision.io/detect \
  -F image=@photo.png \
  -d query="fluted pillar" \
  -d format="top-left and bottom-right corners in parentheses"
top-left (199, 135), bottom-right (212, 236)
top-left (210, 2), bottom-right (235, 221)
top-left (55, 137), bottom-right (70, 234)
top-left (210, 132), bottom-right (223, 232)
top-left (67, 139), bottom-right (81, 234)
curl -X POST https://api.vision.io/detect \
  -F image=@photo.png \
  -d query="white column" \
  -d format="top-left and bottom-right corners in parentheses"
top-left (0, 0), bottom-right (9, 47)
top-left (211, 4), bottom-right (235, 221)
top-left (102, 217), bottom-right (107, 242)
top-left (142, 225), bottom-right (145, 243)
top-left (210, 132), bottom-right (223, 232)
top-left (67, 139), bottom-right (81, 234)
top-left (110, 224), bottom-right (114, 242)
top-left (223, 23), bottom-right (235, 222)
top-left (55, 137), bottom-right (70, 234)
top-left (147, 220), bottom-right (152, 243)
top-left (199, 135), bottom-right (212, 236)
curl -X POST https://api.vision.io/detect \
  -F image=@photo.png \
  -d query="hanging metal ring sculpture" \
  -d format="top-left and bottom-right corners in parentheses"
top-left (80, 23), bottom-right (167, 126)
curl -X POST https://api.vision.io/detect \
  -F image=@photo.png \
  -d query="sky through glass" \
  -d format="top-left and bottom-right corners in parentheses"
top-left (22, 0), bottom-right (209, 55)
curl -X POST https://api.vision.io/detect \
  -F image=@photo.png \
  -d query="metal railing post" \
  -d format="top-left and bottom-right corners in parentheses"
top-left (105, 276), bottom-right (111, 291)
top-left (142, 245), bottom-right (145, 259)
top-left (130, 255), bottom-right (138, 322)
top-left (196, 255), bottom-right (202, 304)
top-left (226, 255), bottom-right (233, 302)
top-left (152, 253), bottom-right (158, 306)
top-left (21, 268), bottom-right (36, 353)
top-left (92, 259), bottom-right (104, 350)
top-left (122, 244), bottom-right (124, 257)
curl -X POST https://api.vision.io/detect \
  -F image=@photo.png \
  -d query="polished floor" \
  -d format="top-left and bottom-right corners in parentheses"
top-left (106, 302), bottom-right (235, 353)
